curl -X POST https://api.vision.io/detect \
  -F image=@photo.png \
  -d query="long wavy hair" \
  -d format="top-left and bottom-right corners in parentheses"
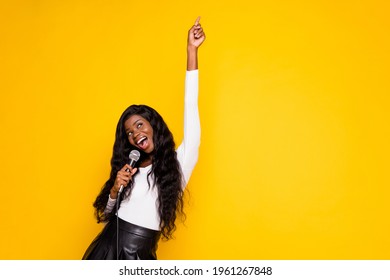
top-left (93, 104), bottom-right (185, 240)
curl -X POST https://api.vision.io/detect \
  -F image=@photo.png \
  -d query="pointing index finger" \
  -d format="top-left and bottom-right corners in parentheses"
top-left (194, 16), bottom-right (201, 26)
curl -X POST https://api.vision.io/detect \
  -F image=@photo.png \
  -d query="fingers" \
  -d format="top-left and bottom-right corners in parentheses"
top-left (130, 167), bottom-right (138, 176)
top-left (116, 173), bottom-right (130, 189)
top-left (193, 16), bottom-right (204, 38)
top-left (189, 25), bottom-right (204, 39)
top-left (194, 16), bottom-right (201, 26)
top-left (123, 164), bottom-right (137, 175)
top-left (194, 27), bottom-right (204, 39)
top-left (121, 164), bottom-right (131, 172)
top-left (189, 16), bottom-right (201, 33)
top-left (114, 165), bottom-right (138, 191)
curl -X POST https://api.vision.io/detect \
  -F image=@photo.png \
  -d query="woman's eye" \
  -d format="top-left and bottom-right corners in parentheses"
top-left (128, 132), bottom-right (133, 136)
top-left (137, 123), bottom-right (142, 128)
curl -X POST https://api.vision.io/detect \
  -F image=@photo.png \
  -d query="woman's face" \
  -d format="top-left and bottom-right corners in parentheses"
top-left (124, 114), bottom-right (154, 154)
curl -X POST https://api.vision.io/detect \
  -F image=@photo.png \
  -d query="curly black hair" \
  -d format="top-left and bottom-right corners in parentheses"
top-left (93, 104), bottom-right (185, 240)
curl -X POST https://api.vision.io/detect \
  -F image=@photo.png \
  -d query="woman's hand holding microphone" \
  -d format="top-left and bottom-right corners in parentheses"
top-left (110, 164), bottom-right (138, 199)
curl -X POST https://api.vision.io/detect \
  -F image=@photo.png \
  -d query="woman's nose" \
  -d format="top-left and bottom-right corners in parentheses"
top-left (132, 130), bottom-right (140, 140)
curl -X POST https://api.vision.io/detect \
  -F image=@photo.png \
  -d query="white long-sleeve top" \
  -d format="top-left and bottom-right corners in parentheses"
top-left (104, 70), bottom-right (200, 230)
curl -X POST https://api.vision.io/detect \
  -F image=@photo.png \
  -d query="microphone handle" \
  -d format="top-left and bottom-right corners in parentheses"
top-left (129, 159), bottom-right (137, 168)
top-left (118, 161), bottom-right (137, 194)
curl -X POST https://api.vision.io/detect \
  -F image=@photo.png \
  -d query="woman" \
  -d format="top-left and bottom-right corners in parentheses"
top-left (83, 17), bottom-right (205, 260)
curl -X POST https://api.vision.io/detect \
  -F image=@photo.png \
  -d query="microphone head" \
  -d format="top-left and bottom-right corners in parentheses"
top-left (129, 150), bottom-right (141, 162)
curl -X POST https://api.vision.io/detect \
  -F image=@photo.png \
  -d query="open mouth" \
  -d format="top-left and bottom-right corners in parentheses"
top-left (136, 136), bottom-right (148, 150)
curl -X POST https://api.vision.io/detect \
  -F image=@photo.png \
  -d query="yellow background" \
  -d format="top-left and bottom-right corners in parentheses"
top-left (1, 0), bottom-right (389, 259)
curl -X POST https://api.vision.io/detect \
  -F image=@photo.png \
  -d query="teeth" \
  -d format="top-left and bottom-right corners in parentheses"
top-left (137, 136), bottom-right (147, 145)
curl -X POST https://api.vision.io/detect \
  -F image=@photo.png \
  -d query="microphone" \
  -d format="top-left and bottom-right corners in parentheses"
top-left (118, 150), bottom-right (141, 194)
top-left (128, 149), bottom-right (141, 169)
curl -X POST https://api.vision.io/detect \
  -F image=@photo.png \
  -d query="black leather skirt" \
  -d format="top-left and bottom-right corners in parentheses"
top-left (82, 217), bottom-right (161, 260)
